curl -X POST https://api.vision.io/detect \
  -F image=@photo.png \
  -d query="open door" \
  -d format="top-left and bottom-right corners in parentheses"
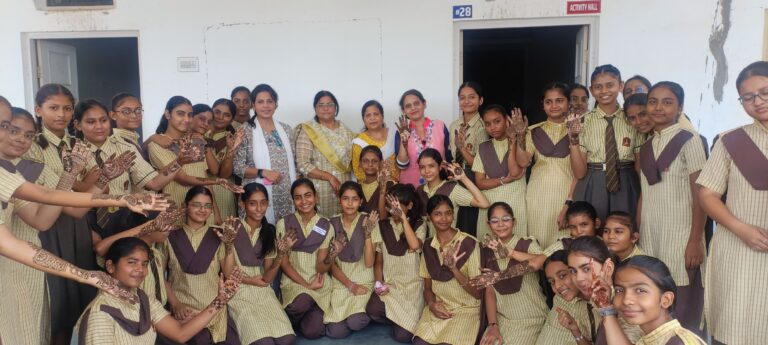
top-left (574, 25), bottom-right (589, 85)
top-left (36, 40), bottom-right (79, 98)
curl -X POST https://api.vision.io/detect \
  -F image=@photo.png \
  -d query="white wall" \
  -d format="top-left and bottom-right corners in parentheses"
top-left (1, 0), bottom-right (765, 141)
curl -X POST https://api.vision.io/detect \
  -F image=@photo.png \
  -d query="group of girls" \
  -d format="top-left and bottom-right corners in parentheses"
top-left (0, 58), bottom-right (764, 345)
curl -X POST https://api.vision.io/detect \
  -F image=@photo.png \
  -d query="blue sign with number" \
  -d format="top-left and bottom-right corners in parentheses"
top-left (453, 5), bottom-right (472, 19)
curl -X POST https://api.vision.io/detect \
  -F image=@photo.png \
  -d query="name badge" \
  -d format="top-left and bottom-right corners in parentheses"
top-left (312, 225), bottom-right (327, 236)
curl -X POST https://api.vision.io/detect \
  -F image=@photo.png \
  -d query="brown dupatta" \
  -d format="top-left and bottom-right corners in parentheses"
top-left (0, 159), bottom-right (44, 208)
top-left (78, 289), bottom-right (152, 344)
top-left (477, 141), bottom-right (509, 179)
top-left (168, 228), bottom-right (221, 275)
top-left (531, 127), bottom-right (570, 158)
top-left (422, 235), bottom-right (476, 282)
top-left (639, 130), bottom-right (694, 185)
top-left (417, 182), bottom-right (457, 214)
top-left (284, 214), bottom-right (331, 253)
top-left (378, 219), bottom-right (423, 256)
top-left (329, 215), bottom-right (366, 262)
top-left (721, 127), bottom-right (768, 190)
top-left (234, 220), bottom-right (265, 267)
top-left (480, 238), bottom-right (532, 294)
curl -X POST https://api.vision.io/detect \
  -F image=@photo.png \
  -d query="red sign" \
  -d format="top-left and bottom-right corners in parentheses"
top-left (567, 0), bottom-right (601, 15)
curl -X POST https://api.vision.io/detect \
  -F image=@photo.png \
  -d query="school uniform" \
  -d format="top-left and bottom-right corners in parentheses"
top-left (24, 127), bottom-right (98, 336)
top-left (161, 224), bottom-right (239, 344)
top-left (481, 235), bottom-right (548, 344)
top-left (276, 212), bottom-right (333, 337)
top-left (146, 136), bottom-right (209, 207)
top-left (524, 120), bottom-right (574, 248)
top-left (622, 245), bottom-right (645, 262)
top-left (367, 219), bottom-right (426, 340)
top-left (112, 128), bottom-right (143, 152)
top-left (75, 289), bottom-right (170, 345)
top-left (228, 220), bottom-right (295, 345)
top-left (574, 107), bottom-right (643, 220)
top-left (417, 179), bottom-right (475, 230)
top-left (535, 295), bottom-right (599, 345)
top-left (635, 319), bottom-right (706, 345)
top-left (360, 180), bottom-right (394, 214)
top-left (638, 124), bottom-right (707, 330)
top-left (206, 131), bottom-right (236, 218)
top-left (449, 113), bottom-right (490, 238)
top-left (325, 213), bottom-right (375, 338)
top-left (696, 121), bottom-right (768, 344)
top-left (413, 230), bottom-right (481, 345)
top-left (0, 158), bottom-right (56, 345)
top-left (471, 138), bottom-right (527, 238)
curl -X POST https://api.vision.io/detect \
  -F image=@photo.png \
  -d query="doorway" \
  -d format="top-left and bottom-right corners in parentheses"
top-left (455, 18), bottom-right (597, 125)
top-left (30, 37), bottom-right (140, 108)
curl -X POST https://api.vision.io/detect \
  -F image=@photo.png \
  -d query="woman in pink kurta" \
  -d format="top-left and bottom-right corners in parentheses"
top-left (395, 89), bottom-right (452, 187)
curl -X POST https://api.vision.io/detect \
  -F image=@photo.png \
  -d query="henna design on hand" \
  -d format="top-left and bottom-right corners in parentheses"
top-left (176, 135), bottom-right (205, 165)
top-left (212, 217), bottom-right (241, 247)
top-left (441, 241), bottom-right (465, 270)
top-left (136, 206), bottom-right (185, 238)
top-left (277, 228), bottom-right (298, 258)
top-left (481, 234), bottom-right (510, 260)
top-left (363, 211), bottom-right (379, 239)
top-left (566, 111), bottom-right (586, 144)
top-left (325, 232), bottom-right (349, 264)
top-left (469, 261), bottom-right (532, 288)
top-left (209, 266), bottom-right (244, 312)
top-left (440, 161), bottom-right (464, 180)
top-left (385, 195), bottom-right (404, 220)
top-left (218, 179), bottom-right (245, 193)
top-left (395, 115), bottom-right (410, 145)
top-left (97, 151), bottom-right (137, 188)
top-left (224, 128), bottom-right (246, 159)
top-left (159, 160), bottom-right (182, 176)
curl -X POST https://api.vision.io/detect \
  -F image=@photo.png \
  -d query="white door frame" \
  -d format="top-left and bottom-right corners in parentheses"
top-left (21, 30), bottom-right (140, 111)
top-left (453, 16), bottom-right (599, 120)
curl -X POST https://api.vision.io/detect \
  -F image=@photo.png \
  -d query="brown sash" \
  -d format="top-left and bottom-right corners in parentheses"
top-left (379, 219), bottom-right (423, 256)
top-left (79, 290), bottom-right (152, 344)
top-left (480, 238), bottom-right (532, 294)
top-left (417, 182), bottom-right (457, 214)
top-left (722, 128), bottom-right (768, 190)
top-left (284, 214), bottom-right (330, 253)
top-left (478, 141), bottom-right (509, 179)
top-left (234, 221), bottom-right (264, 267)
top-left (210, 136), bottom-right (228, 153)
top-left (329, 216), bottom-right (366, 262)
top-left (168, 228), bottom-right (221, 274)
top-left (0, 159), bottom-right (44, 208)
top-left (361, 181), bottom-right (394, 214)
top-left (422, 235), bottom-right (476, 282)
top-left (531, 127), bottom-right (570, 158)
top-left (639, 131), bottom-right (694, 185)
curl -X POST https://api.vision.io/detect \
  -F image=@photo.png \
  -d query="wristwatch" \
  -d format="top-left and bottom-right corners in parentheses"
top-left (599, 306), bottom-right (618, 317)
top-left (257, 169), bottom-right (264, 179)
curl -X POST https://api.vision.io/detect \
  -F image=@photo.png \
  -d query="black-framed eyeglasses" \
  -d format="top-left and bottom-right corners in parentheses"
top-left (116, 108), bottom-right (144, 117)
top-left (738, 88), bottom-right (768, 105)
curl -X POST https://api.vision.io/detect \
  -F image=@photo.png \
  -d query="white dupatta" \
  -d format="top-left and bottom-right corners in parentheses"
top-left (351, 127), bottom-right (397, 160)
top-left (251, 119), bottom-right (297, 223)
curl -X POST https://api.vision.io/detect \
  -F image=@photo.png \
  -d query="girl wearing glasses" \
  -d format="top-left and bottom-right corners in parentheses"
top-left (295, 90), bottom-right (356, 217)
top-left (109, 93), bottom-right (145, 152)
top-left (161, 186), bottom-right (240, 344)
top-left (696, 61), bottom-right (768, 345)
top-left (479, 202), bottom-right (547, 345)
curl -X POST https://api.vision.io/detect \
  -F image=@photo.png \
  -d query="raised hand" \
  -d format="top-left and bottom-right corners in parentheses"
top-left (589, 258), bottom-right (614, 308)
top-left (277, 228), bottom-right (298, 258)
top-left (119, 192), bottom-right (171, 215)
top-left (566, 110), bottom-right (586, 144)
top-left (177, 135), bottom-right (205, 165)
top-left (385, 195), bottom-right (404, 220)
top-left (61, 140), bottom-right (92, 176)
top-left (505, 116), bottom-right (517, 142)
top-left (481, 234), bottom-right (510, 260)
top-left (136, 206), bottom-right (185, 238)
top-left (218, 178), bottom-right (245, 193)
top-left (97, 151), bottom-right (137, 188)
top-left (213, 217), bottom-right (242, 248)
top-left (395, 114), bottom-right (411, 145)
top-left (441, 241), bottom-right (466, 270)
top-left (224, 128), bottom-right (246, 159)
top-left (363, 211), bottom-right (379, 239)
top-left (510, 108), bottom-right (529, 138)
top-left (209, 266), bottom-right (244, 312)
top-left (440, 161), bottom-right (465, 181)
top-left (377, 162), bottom-right (393, 186)
top-left (455, 124), bottom-right (471, 153)
top-left (325, 232), bottom-right (349, 264)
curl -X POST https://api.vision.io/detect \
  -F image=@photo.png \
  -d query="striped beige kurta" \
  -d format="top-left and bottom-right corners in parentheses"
top-left (111, 128), bottom-right (142, 150)
top-left (449, 113), bottom-right (490, 167)
top-left (543, 237), bottom-right (568, 257)
top-left (326, 213), bottom-right (376, 323)
top-left (0, 168), bottom-right (26, 221)
top-left (142, 245), bottom-right (168, 306)
top-left (578, 107), bottom-right (643, 163)
top-left (206, 131), bottom-right (236, 218)
top-left (229, 220), bottom-right (294, 343)
top-left (696, 121), bottom-right (768, 344)
top-left (535, 296), bottom-right (599, 345)
top-left (147, 141), bottom-right (209, 207)
top-left (295, 121), bottom-right (356, 217)
top-left (472, 138), bottom-right (527, 238)
top-left (634, 319), bottom-right (706, 345)
top-left (371, 219), bottom-right (426, 333)
top-left (85, 136), bottom-right (158, 195)
top-left (0, 161), bottom-right (58, 345)
top-left (485, 236), bottom-right (548, 344)
top-left (75, 290), bottom-right (170, 345)
top-left (277, 212), bottom-right (333, 312)
top-left (414, 231), bottom-right (482, 345)
top-left (161, 224), bottom-right (228, 342)
top-left (640, 124), bottom-right (706, 286)
top-left (525, 121), bottom-right (574, 248)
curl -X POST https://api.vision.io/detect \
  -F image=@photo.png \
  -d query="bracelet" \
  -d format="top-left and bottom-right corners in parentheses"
top-left (488, 322), bottom-right (498, 327)
top-left (599, 306), bottom-right (617, 317)
top-left (574, 334), bottom-right (584, 342)
top-left (498, 178), bottom-right (505, 186)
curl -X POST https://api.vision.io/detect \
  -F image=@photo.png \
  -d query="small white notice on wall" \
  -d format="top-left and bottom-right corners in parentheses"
top-left (177, 57), bottom-right (199, 72)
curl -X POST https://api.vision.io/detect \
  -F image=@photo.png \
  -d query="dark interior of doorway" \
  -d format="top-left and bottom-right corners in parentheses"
top-left (48, 37), bottom-right (142, 138)
top-left (462, 25), bottom-right (581, 125)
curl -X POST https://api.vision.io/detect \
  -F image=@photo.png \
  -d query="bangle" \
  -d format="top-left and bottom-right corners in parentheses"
top-left (488, 322), bottom-right (498, 327)
top-left (599, 306), bottom-right (617, 317)
top-left (574, 334), bottom-right (584, 341)
top-left (498, 178), bottom-right (505, 186)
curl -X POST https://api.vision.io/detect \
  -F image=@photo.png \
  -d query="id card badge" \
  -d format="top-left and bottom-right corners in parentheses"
top-left (312, 225), bottom-right (327, 236)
